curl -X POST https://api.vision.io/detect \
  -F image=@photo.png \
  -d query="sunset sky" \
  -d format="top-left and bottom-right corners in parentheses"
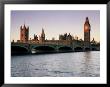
top-left (11, 10), bottom-right (100, 42)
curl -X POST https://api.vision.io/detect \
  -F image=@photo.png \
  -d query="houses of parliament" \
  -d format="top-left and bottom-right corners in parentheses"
top-left (13, 17), bottom-right (100, 50)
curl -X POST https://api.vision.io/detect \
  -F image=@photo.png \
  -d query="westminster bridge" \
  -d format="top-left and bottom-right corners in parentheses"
top-left (11, 40), bottom-right (100, 54)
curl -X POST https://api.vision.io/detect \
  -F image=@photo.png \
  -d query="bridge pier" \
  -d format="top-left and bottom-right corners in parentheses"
top-left (72, 48), bottom-right (75, 52)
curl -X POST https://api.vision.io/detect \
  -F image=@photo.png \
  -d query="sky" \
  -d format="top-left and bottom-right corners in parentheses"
top-left (11, 10), bottom-right (100, 42)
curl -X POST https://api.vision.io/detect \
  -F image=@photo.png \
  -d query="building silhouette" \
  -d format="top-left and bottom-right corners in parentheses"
top-left (59, 33), bottom-right (72, 41)
top-left (20, 24), bottom-right (29, 43)
top-left (17, 17), bottom-right (99, 49)
top-left (33, 34), bottom-right (38, 41)
top-left (12, 17), bottom-right (100, 52)
top-left (84, 17), bottom-right (91, 48)
top-left (39, 28), bottom-right (45, 43)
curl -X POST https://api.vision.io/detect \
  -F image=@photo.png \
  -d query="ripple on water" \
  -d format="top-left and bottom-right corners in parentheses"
top-left (11, 51), bottom-right (100, 77)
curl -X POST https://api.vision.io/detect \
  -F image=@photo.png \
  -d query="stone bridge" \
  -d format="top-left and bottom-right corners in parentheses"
top-left (11, 42), bottom-right (100, 54)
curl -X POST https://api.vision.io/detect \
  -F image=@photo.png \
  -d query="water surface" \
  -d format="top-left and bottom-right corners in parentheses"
top-left (11, 51), bottom-right (100, 77)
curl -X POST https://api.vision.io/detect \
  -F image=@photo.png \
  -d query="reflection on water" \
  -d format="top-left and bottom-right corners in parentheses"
top-left (11, 51), bottom-right (100, 77)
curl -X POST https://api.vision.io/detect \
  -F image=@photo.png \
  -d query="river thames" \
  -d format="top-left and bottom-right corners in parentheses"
top-left (11, 51), bottom-right (100, 77)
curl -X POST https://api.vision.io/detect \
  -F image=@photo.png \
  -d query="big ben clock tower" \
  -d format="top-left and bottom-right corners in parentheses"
top-left (84, 17), bottom-right (91, 49)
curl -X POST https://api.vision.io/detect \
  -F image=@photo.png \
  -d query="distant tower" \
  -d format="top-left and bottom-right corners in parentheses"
top-left (34, 34), bottom-right (38, 41)
top-left (20, 24), bottom-right (29, 43)
top-left (84, 17), bottom-right (91, 48)
top-left (39, 28), bottom-right (45, 43)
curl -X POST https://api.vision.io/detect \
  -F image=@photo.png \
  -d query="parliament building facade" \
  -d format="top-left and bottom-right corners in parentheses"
top-left (15, 17), bottom-right (99, 50)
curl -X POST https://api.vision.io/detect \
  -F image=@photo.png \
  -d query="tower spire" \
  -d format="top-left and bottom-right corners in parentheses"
top-left (42, 27), bottom-right (44, 34)
top-left (39, 27), bottom-right (45, 43)
top-left (85, 17), bottom-right (90, 27)
top-left (20, 24), bottom-right (29, 43)
top-left (86, 17), bottom-right (89, 21)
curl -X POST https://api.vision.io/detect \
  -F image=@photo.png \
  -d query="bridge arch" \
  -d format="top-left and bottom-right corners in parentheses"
top-left (58, 46), bottom-right (73, 52)
top-left (74, 47), bottom-right (83, 52)
top-left (91, 47), bottom-right (96, 51)
top-left (85, 47), bottom-right (90, 51)
top-left (32, 45), bottom-right (56, 53)
top-left (11, 45), bottom-right (29, 55)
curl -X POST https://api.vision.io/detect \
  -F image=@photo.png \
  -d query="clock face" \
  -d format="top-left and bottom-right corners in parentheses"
top-left (85, 26), bottom-right (88, 29)
top-left (84, 26), bottom-right (89, 32)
